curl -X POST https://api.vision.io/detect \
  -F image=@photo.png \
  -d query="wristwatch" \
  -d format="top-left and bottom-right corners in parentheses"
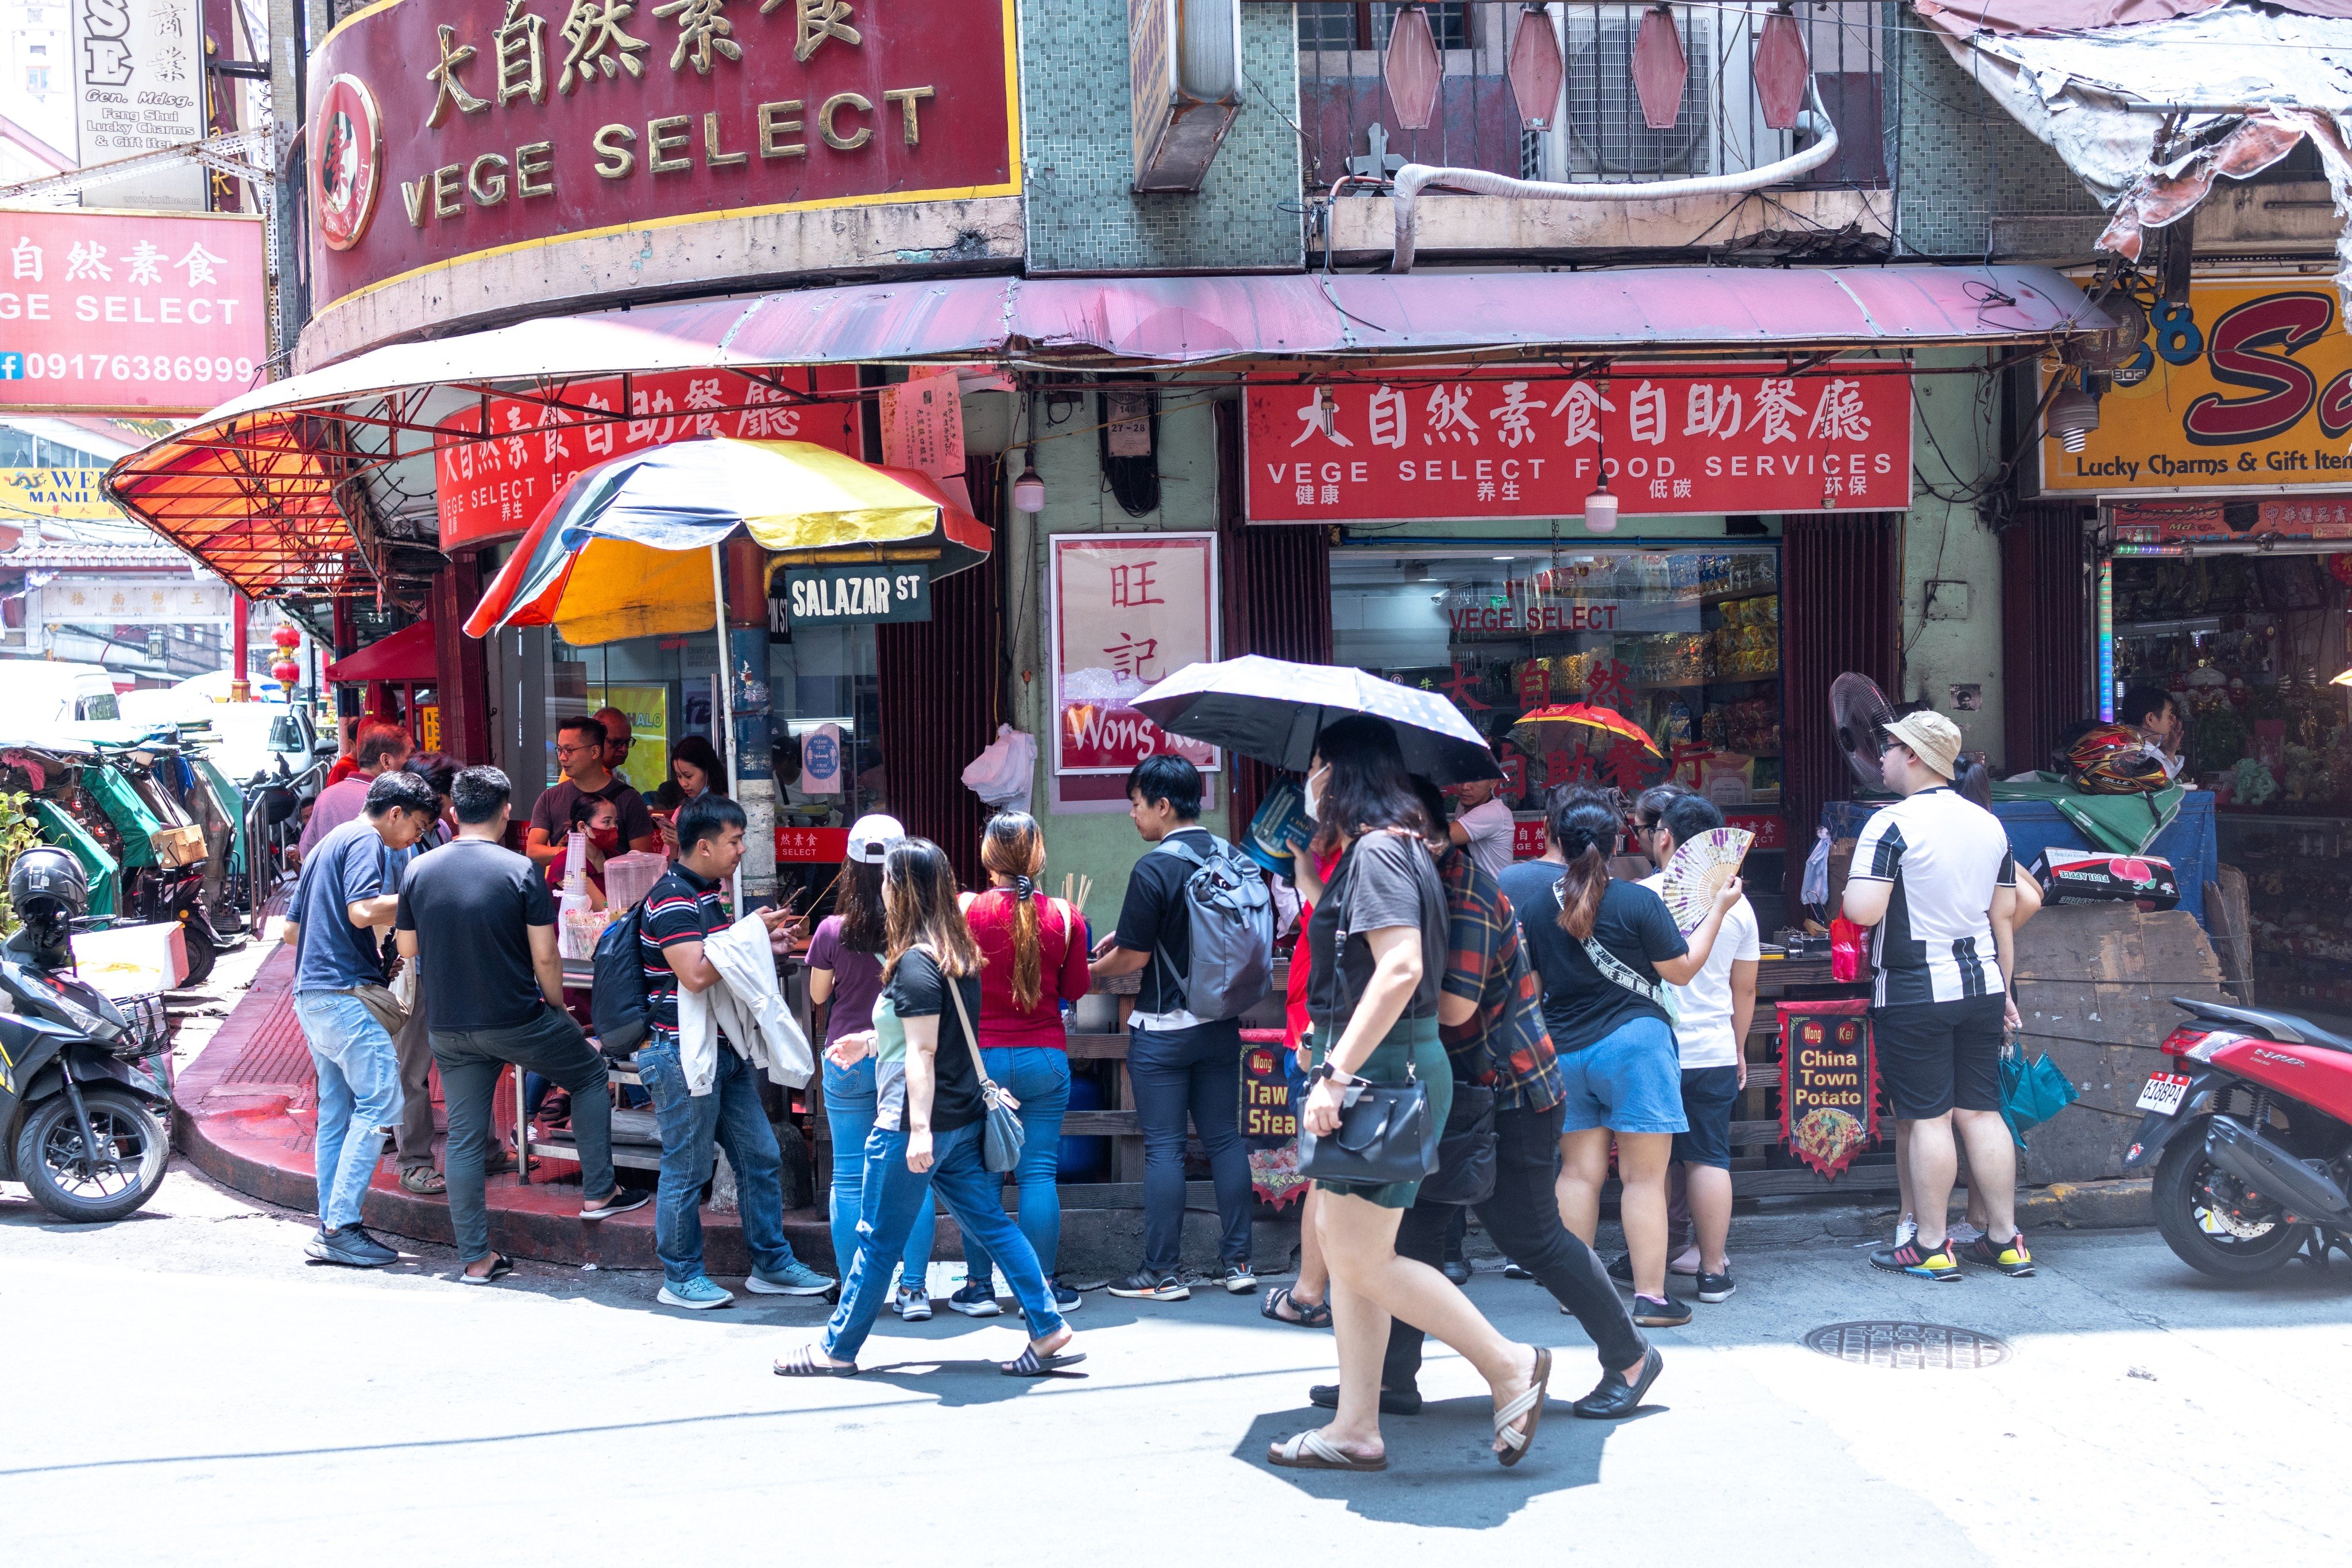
top-left (1310, 1063), bottom-right (1355, 1086)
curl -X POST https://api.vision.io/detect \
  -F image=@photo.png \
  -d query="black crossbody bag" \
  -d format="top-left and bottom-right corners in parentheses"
top-left (1296, 836), bottom-right (1440, 1188)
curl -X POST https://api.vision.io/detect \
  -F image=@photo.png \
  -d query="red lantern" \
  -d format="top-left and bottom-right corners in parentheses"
top-left (1755, 4), bottom-right (1812, 130)
top-left (271, 623), bottom-right (301, 650)
top-left (1383, 2), bottom-right (1442, 133)
top-left (1506, 5), bottom-right (1563, 132)
top-left (1632, 4), bottom-right (1687, 132)
top-left (270, 659), bottom-right (302, 686)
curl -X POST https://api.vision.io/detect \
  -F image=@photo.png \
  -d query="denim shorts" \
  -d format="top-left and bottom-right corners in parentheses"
top-left (1556, 1014), bottom-right (1687, 1136)
top-left (1671, 1065), bottom-right (1741, 1169)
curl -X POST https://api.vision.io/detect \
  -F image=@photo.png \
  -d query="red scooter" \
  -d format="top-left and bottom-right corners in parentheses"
top-left (2124, 999), bottom-right (2352, 1278)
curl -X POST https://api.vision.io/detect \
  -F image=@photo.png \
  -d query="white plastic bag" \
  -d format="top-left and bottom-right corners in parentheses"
top-left (961, 723), bottom-right (1037, 812)
top-left (1801, 827), bottom-right (1832, 909)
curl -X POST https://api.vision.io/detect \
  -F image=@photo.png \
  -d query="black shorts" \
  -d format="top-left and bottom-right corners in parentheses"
top-left (1874, 995), bottom-right (2007, 1121)
top-left (1671, 1065), bottom-right (1741, 1169)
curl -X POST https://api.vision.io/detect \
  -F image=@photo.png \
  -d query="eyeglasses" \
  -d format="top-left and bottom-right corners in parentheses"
top-left (607, 737), bottom-right (634, 753)
top-left (555, 743), bottom-right (597, 759)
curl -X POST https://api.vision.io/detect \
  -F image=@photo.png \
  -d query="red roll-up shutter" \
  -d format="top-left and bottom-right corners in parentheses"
top-left (1218, 403), bottom-right (1333, 835)
top-left (878, 456), bottom-right (1003, 889)
top-left (2002, 500), bottom-right (2091, 777)
top-left (1782, 512), bottom-right (1900, 856)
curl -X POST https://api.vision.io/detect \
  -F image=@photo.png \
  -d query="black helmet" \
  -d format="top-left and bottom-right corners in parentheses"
top-left (9, 847), bottom-right (87, 924)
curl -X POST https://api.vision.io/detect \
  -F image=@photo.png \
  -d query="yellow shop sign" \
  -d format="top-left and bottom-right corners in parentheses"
top-left (2041, 278), bottom-right (2352, 493)
top-left (0, 468), bottom-right (118, 519)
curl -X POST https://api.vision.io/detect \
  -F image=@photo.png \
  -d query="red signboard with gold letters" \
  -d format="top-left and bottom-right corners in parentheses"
top-left (306, 0), bottom-right (1018, 307)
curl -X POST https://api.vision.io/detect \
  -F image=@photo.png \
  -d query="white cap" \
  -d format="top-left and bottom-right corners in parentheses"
top-left (845, 813), bottom-right (906, 864)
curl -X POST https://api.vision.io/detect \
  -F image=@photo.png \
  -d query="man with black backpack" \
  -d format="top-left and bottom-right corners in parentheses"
top-left (1091, 755), bottom-right (1275, 1301)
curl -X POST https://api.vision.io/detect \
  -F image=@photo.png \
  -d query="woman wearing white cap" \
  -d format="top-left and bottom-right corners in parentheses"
top-left (807, 813), bottom-right (938, 1316)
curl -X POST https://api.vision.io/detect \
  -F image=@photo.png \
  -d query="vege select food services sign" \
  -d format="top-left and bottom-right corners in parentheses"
top-left (306, 0), bottom-right (1017, 307)
top-left (2042, 277), bottom-right (2352, 494)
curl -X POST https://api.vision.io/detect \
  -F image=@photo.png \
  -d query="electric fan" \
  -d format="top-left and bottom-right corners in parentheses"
top-left (1830, 672), bottom-right (1898, 791)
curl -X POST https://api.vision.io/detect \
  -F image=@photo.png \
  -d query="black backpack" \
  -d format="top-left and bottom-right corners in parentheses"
top-left (589, 902), bottom-right (650, 1054)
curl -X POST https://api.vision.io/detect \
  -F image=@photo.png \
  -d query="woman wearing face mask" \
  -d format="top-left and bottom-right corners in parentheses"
top-left (545, 795), bottom-right (622, 908)
top-left (1269, 715), bottom-right (1551, 1473)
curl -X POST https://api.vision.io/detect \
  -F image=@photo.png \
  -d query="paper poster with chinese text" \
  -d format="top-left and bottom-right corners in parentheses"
top-left (1049, 532), bottom-right (1219, 775)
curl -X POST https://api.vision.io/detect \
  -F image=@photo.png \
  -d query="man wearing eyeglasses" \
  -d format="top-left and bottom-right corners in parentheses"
top-left (594, 706), bottom-right (638, 778)
top-left (526, 715), bottom-right (663, 870)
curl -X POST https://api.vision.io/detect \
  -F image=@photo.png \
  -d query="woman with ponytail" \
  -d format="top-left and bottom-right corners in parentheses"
top-left (951, 812), bottom-right (1090, 1317)
top-left (1497, 786), bottom-right (1743, 1334)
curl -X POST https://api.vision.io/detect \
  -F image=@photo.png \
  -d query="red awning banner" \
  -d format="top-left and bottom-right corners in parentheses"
top-left (324, 619), bottom-right (436, 683)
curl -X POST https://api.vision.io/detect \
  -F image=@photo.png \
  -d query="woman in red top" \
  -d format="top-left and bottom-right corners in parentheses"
top-left (950, 812), bottom-right (1091, 1318)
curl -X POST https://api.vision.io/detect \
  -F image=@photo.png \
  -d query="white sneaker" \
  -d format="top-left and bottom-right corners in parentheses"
top-left (1947, 1219), bottom-right (1986, 1246)
top-left (1894, 1213), bottom-right (1918, 1249)
top-left (1669, 1246), bottom-right (1702, 1277)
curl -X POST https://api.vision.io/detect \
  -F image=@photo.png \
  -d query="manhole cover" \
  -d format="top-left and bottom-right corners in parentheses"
top-left (1803, 1321), bottom-right (2012, 1369)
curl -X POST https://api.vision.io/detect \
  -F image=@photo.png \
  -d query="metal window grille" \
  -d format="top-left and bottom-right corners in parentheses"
top-left (1565, 7), bottom-right (1710, 179)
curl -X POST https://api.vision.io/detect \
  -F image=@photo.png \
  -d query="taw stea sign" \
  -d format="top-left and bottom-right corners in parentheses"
top-left (307, 0), bottom-right (1018, 304)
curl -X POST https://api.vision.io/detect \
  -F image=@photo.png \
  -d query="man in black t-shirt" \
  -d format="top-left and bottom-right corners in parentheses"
top-left (1090, 755), bottom-right (1257, 1303)
top-left (525, 715), bottom-right (662, 871)
top-left (396, 767), bottom-right (649, 1284)
top-left (635, 793), bottom-right (833, 1310)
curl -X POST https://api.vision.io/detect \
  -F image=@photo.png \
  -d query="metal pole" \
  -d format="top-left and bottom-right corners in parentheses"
top-left (712, 543), bottom-right (740, 910)
top-left (230, 594), bottom-right (250, 701)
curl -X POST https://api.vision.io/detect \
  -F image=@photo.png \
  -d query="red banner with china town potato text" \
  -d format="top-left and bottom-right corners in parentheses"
top-left (433, 365), bottom-right (860, 549)
top-left (0, 210), bottom-right (266, 414)
top-left (1243, 367), bottom-right (1911, 523)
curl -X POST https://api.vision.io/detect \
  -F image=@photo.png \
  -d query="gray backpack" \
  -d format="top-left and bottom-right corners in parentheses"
top-left (1152, 834), bottom-right (1276, 1021)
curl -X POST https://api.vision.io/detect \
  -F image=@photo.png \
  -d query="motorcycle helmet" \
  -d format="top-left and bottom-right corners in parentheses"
top-left (2066, 724), bottom-right (2172, 795)
top-left (9, 845), bottom-right (88, 924)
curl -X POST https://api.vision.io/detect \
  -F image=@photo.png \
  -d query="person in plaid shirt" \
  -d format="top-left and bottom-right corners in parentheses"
top-left (1311, 779), bottom-right (1660, 1422)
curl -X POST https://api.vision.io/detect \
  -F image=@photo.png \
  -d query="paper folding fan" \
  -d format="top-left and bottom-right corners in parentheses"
top-left (1658, 827), bottom-right (1754, 932)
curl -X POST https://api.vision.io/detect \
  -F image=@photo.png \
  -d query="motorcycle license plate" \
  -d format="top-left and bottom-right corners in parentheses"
top-left (2135, 1071), bottom-right (2193, 1116)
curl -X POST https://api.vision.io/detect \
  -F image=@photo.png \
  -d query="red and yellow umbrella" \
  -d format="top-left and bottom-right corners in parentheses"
top-left (1507, 702), bottom-right (1669, 793)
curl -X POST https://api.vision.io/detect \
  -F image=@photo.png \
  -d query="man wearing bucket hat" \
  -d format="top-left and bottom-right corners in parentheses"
top-left (1842, 711), bottom-right (2033, 1283)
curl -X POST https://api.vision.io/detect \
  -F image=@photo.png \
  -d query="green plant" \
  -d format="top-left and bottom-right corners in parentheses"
top-left (0, 790), bottom-right (49, 936)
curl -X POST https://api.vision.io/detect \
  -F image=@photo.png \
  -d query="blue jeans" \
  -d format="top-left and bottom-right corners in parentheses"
top-left (636, 1037), bottom-right (798, 1286)
top-left (294, 990), bottom-right (402, 1231)
top-left (822, 1055), bottom-right (936, 1290)
top-left (960, 1046), bottom-right (1073, 1291)
top-left (1128, 1017), bottom-right (1253, 1275)
top-left (823, 1119), bottom-right (1065, 1364)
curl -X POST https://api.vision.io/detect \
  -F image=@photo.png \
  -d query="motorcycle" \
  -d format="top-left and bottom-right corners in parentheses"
top-left (0, 913), bottom-right (173, 1223)
top-left (2123, 997), bottom-right (2352, 1278)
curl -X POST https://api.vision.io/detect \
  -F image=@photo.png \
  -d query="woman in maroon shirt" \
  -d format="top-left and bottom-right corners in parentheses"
top-left (949, 812), bottom-right (1091, 1318)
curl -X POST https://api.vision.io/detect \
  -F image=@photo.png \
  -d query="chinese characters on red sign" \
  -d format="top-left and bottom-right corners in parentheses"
top-left (1050, 533), bottom-right (1219, 774)
top-left (433, 364), bottom-right (859, 547)
top-left (1244, 368), bottom-right (1911, 523)
top-left (775, 826), bottom-right (851, 863)
top-left (0, 211), bottom-right (265, 414)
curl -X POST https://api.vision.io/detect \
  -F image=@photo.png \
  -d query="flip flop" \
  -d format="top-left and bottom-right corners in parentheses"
top-left (773, 1344), bottom-right (858, 1378)
top-left (1261, 1284), bottom-right (1333, 1328)
top-left (1266, 1430), bottom-right (1387, 1472)
top-left (456, 1253), bottom-right (513, 1285)
top-left (1001, 1343), bottom-right (1088, 1377)
top-left (1493, 1346), bottom-right (1552, 1468)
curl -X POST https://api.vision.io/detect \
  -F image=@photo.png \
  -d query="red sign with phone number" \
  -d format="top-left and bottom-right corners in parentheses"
top-left (1245, 368), bottom-right (1910, 523)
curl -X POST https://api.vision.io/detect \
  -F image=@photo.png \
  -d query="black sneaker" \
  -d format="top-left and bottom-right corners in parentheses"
top-left (307, 1225), bottom-right (397, 1268)
top-left (1631, 1292), bottom-right (1690, 1328)
top-left (1606, 1253), bottom-right (1634, 1286)
top-left (1502, 1261), bottom-right (1536, 1281)
top-left (1107, 1269), bottom-right (1189, 1301)
top-left (1442, 1257), bottom-right (1472, 1285)
top-left (1696, 1269), bottom-right (1736, 1304)
top-left (1310, 1382), bottom-right (1423, 1416)
top-left (1961, 1231), bottom-right (2036, 1277)
top-left (1870, 1237), bottom-right (1962, 1281)
top-left (1051, 1279), bottom-right (1084, 1313)
top-left (1220, 1262), bottom-right (1257, 1294)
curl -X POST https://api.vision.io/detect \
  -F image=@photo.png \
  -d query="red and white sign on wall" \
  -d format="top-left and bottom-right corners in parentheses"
top-left (433, 365), bottom-right (860, 548)
top-left (0, 210), bottom-right (266, 414)
top-left (1245, 368), bottom-right (1911, 524)
top-left (1049, 532), bottom-right (1219, 775)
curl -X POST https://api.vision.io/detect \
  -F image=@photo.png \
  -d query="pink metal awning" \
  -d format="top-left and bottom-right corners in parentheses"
top-left (109, 265), bottom-right (2110, 597)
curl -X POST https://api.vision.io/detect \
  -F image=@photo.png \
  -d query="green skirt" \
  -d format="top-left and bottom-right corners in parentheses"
top-left (1310, 1014), bottom-right (1452, 1210)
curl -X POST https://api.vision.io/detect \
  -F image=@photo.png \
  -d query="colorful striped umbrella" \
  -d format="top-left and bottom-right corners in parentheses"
top-left (462, 438), bottom-right (990, 645)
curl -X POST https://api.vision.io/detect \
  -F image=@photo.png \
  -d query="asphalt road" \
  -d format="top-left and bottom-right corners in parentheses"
top-left (3, 1158), bottom-right (2349, 1562)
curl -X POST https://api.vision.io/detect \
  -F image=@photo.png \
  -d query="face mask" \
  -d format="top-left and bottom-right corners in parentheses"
top-left (588, 825), bottom-right (621, 852)
top-left (1305, 764), bottom-right (1331, 824)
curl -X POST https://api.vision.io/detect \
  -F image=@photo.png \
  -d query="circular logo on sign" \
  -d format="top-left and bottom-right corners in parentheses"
top-left (312, 74), bottom-right (383, 253)
top-left (805, 734), bottom-right (840, 777)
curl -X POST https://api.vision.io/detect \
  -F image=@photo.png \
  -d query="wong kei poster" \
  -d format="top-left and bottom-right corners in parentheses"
top-left (1049, 532), bottom-right (1221, 775)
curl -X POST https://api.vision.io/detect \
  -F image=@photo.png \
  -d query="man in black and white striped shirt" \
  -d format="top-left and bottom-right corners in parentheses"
top-left (1843, 712), bottom-right (2031, 1283)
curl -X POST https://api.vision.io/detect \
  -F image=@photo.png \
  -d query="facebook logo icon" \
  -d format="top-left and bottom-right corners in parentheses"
top-left (0, 354), bottom-right (20, 380)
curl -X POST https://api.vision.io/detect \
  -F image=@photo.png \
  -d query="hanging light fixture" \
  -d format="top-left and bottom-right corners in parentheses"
top-left (1585, 389), bottom-right (1619, 534)
top-left (1012, 445), bottom-right (1046, 512)
top-left (1631, 3), bottom-right (1688, 132)
top-left (1754, 3), bottom-right (1812, 131)
top-left (2047, 373), bottom-right (2103, 454)
top-left (1384, 2), bottom-right (1442, 132)
top-left (1506, 4), bottom-right (1563, 131)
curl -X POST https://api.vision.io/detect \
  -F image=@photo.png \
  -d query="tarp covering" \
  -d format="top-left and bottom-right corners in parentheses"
top-left (111, 266), bottom-right (2111, 598)
top-left (323, 620), bottom-right (435, 683)
top-left (1924, 1), bottom-right (2352, 315)
top-left (1916, 0), bottom-right (2352, 30)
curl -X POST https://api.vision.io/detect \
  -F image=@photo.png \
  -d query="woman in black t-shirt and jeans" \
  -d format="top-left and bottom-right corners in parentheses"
top-left (1269, 716), bottom-right (1552, 1474)
top-left (777, 840), bottom-right (1081, 1379)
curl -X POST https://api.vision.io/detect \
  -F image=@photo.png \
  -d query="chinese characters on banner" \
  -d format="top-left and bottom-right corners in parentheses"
top-left (1050, 533), bottom-right (1219, 774)
top-left (2112, 496), bottom-right (2352, 543)
top-left (0, 210), bottom-right (265, 414)
top-left (878, 368), bottom-right (967, 492)
top-left (69, 0), bottom-right (207, 210)
top-left (431, 364), bottom-right (859, 547)
top-left (307, 0), bottom-right (1018, 308)
top-left (1244, 368), bottom-right (1911, 523)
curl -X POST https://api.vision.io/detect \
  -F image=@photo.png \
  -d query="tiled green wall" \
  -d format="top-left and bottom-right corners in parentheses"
top-left (1021, 0), bottom-right (1305, 273)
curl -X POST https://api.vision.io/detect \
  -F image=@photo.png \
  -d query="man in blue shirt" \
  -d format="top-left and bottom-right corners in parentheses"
top-left (288, 769), bottom-right (439, 1267)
